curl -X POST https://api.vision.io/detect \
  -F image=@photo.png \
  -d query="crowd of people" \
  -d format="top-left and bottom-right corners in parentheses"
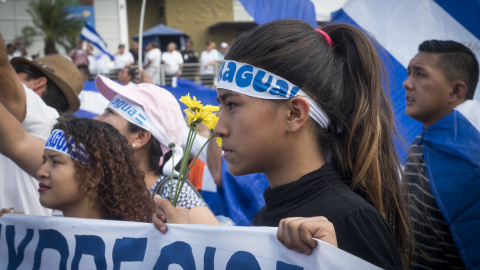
top-left (0, 18), bottom-right (479, 269)
top-left (66, 38), bottom-right (229, 87)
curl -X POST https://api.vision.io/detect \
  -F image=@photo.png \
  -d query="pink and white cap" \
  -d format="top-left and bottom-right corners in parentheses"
top-left (95, 75), bottom-right (184, 173)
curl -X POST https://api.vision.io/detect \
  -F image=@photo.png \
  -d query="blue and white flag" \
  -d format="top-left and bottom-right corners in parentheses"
top-left (421, 100), bottom-right (480, 269)
top-left (331, 0), bottom-right (480, 151)
top-left (239, 0), bottom-right (317, 28)
top-left (80, 23), bottom-right (114, 60)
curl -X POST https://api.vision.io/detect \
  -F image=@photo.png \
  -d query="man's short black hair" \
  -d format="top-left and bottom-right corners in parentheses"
top-left (419, 40), bottom-right (479, 100)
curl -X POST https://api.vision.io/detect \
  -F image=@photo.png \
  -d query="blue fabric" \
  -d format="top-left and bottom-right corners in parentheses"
top-left (433, 0), bottom-right (480, 40)
top-left (161, 78), bottom-right (219, 113)
top-left (202, 158), bottom-right (269, 226)
top-left (423, 109), bottom-right (480, 269)
top-left (239, 0), bottom-right (317, 28)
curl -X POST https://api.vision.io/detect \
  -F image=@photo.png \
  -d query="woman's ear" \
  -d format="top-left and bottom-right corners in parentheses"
top-left (132, 129), bottom-right (152, 149)
top-left (285, 97), bottom-right (310, 133)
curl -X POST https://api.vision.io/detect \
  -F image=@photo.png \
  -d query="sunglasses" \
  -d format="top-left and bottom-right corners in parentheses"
top-left (14, 62), bottom-right (55, 77)
top-left (14, 66), bottom-right (44, 78)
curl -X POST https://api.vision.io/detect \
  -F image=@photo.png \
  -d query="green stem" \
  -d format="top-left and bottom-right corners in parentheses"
top-left (173, 124), bottom-right (197, 206)
top-left (184, 134), bottom-right (214, 178)
top-left (169, 147), bottom-right (175, 204)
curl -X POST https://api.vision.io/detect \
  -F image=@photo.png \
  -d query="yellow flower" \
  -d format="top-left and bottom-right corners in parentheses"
top-left (203, 114), bottom-right (218, 131)
top-left (216, 137), bottom-right (222, 148)
top-left (180, 94), bottom-right (202, 111)
top-left (184, 107), bottom-right (214, 126)
top-left (203, 105), bottom-right (220, 112)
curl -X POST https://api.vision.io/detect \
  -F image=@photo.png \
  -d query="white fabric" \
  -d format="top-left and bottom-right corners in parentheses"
top-left (217, 60), bottom-right (331, 130)
top-left (114, 51), bottom-right (134, 69)
top-left (78, 90), bottom-right (110, 115)
top-left (455, 100), bottom-right (480, 132)
top-left (0, 85), bottom-right (58, 216)
top-left (144, 48), bottom-right (161, 84)
top-left (93, 52), bottom-right (112, 74)
top-left (200, 49), bottom-right (219, 75)
top-left (162, 50), bottom-right (183, 75)
top-left (0, 214), bottom-right (380, 269)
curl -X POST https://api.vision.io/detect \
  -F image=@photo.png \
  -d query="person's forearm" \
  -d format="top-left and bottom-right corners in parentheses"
top-left (0, 33), bottom-right (27, 122)
top-left (0, 102), bottom-right (44, 177)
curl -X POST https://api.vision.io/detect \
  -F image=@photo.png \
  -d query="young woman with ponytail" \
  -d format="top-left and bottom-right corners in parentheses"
top-left (153, 19), bottom-right (412, 269)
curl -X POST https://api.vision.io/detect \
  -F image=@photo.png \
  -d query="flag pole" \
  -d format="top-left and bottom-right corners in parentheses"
top-left (138, 0), bottom-right (147, 71)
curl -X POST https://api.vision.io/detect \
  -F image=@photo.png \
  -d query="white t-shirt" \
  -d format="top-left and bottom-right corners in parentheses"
top-left (114, 51), bottom-right (135, 69)
top-left (200, 49), bottom-right (219, 75)
top-left (162, 50), bottom-right (183, 75)
top-left (0, 85), bottom-right (59, 216)
top-left (144, 48), bottom-right (161, 84)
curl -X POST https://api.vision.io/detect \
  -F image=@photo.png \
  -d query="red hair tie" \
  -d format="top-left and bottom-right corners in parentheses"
top-left (315, 29), bottom-right (333, 47)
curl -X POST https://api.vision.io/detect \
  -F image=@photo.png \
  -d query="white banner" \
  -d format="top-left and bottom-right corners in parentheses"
top-left (0, 215), bottom-right (379, 269)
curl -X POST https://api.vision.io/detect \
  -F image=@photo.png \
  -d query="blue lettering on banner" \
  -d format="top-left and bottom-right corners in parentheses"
top-left (154, 241), bottom-right (196, 270)
top-left (204, 247), bottom-right (216, 270)
top-left (72, 235), bottom-right (107, 270)
top-left (226, 251), bottom-right (261, 270)
top-left (6, 225), bottom-right (34, 270)
top-left (236, 65), bottom-right (254, 87)
top-left (1, 225), bottom-right (308, 269)
top-left (277, 261), bottom-right (304, 270)
top-left (112, 237), bottom-right (147, 270)
top-left (33, 229), bottom-right (69, 270)
top-left (253, 70), bottom-right (273, 93)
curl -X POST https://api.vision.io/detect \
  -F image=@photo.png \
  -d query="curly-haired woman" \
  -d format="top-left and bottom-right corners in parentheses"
top-left (1, 115), bottom-right (154, 221)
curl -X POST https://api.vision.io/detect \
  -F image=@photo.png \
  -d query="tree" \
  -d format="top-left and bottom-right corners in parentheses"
top-left (27, 0), bottom-right (85, 55)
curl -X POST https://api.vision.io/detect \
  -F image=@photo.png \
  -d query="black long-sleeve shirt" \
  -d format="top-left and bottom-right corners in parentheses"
top-left (253, 164), bottom-right (402, 270)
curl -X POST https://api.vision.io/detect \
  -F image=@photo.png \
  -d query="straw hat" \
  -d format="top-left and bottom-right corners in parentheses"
top-left (11, 54), bottom-right (83, 112)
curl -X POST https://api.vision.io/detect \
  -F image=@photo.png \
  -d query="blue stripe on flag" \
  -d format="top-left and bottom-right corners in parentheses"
top-left (331, 9), bottom-right (422, 162)
top-left (433, 0), bottom-right (480, 40)
top-left (239, 0), bottom-right (317, 28)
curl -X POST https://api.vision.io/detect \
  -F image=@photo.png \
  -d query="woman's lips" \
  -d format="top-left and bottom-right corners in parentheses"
top-left (38, 183), bottom-right (50, 192)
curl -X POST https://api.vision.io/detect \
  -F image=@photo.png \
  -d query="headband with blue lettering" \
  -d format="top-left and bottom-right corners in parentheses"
top-left (107, 94), bottom-right (184, 170)
top-left (44, 129), bottom-right (88, 164)
top-left (217, 60), bottom-right (331, 130)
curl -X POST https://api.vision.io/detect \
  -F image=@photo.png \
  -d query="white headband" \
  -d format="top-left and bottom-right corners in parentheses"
top-left (107, 94), bottom-right (184, 169)
top-left (217, 60), bottom-right (331, 130)
top-left (44, 129), bottom-right (88, 164)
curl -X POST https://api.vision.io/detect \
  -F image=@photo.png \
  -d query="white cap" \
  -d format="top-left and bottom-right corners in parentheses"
top-left (220, 42), bottom-right (228, 48)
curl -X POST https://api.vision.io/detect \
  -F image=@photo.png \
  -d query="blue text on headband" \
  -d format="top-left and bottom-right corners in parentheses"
top-left (216, 60), bottom-right (331, 130)
top-left (44, 129), bottom-right (88, 164)
top-left (107, 94), bottom-right (184, 169)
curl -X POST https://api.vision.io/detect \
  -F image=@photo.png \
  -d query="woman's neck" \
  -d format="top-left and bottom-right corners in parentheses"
top-left (265, 131), bottom-right (326, 188)
top-left (60, 200), bottom-right (106, 219)
top-left (135, 148), bottom-right (161, 189)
